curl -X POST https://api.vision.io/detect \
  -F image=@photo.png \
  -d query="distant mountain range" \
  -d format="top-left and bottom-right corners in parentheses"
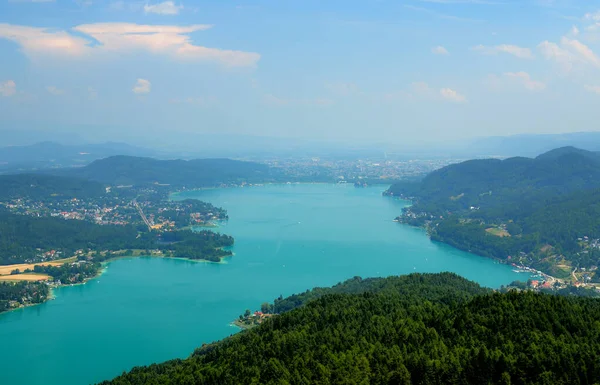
top-left (463, 132), bottom-right (600, 157)
top-left (0, 141), bottom-right (160, 172)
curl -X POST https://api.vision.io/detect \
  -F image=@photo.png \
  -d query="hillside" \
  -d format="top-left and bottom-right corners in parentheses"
top-left (386, 147), bottom-right (600, 278)
top-left (51, 156), bottom-right (275, 187)
top-left (0, 174), bottom-right (105, 201)
top-left (99, 273), bottom-right (600, 385)
top-left (387, 146), bottom-right (600, 217)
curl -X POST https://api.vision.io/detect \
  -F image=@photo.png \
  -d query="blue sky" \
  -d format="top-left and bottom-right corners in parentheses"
top-left (1, 0), bottom-right (600, 147)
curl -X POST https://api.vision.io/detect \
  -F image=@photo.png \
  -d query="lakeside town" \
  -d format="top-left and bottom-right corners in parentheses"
top-left (0, 186), bottom-right (227, 235)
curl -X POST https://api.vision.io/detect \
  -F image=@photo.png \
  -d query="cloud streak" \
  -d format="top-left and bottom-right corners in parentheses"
top-left (472, 44), bottom-right (534, 59)
top-left (0, 22), bottom-right (261, 68)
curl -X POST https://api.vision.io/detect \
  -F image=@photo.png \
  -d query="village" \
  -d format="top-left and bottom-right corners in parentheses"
top-left (0, 186), bottom-right (228, 234)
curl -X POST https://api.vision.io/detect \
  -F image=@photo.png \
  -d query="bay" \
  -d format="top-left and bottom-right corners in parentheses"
top-left (0, 184), bottom-right (531, 385)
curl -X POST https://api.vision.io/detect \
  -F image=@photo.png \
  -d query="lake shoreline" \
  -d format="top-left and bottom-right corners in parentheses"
top-left (384, 195), bottom-right (558, 285)
top-left (1, 183), bottom-right (536, 385)
top-left (0, 252), bottom-right (235, 316)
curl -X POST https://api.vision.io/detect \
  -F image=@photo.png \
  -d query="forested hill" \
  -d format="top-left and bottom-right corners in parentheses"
top-left (386, 146), bottom-right (600, 216)
top-left (271, 272), bottom-right (490, 313)
top-left (0, 174), bottom-right (105, 200)
top-left (100, 273), bottom-right (600, 385)
top-left (386, 146), bottom-right (600, 278)
top-left (50, 156), bottom-right (275, 187)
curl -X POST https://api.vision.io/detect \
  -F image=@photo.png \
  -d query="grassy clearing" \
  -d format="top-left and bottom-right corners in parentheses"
top-left (485, 227), bottom-right (510, 237)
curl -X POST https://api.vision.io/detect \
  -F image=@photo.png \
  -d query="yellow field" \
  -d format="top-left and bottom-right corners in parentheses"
top-left (485, 227), bottom-right (510, 237)
top-left (0, 274), bottom-right (51, 281)
top-left (0, 257), bottom-right (76, 276)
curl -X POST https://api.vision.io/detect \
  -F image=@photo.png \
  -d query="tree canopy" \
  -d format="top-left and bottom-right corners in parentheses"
top-left (99, 273), bottom-right (600, 385)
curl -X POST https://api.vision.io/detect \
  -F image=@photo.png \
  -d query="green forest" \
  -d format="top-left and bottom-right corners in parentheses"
top-left (100, 273), bottom-right (600, 385)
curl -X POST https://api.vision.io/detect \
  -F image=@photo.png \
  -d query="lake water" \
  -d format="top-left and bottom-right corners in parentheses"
top-left (0, 184), bottom-right (530, 385)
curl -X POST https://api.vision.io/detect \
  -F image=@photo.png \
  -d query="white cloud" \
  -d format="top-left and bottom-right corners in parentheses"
top-left (0, 80), bottom-right (16, 97)
top-left (144, 1), bottom-right (183, 15)
top-left (439, 88), bottom-right (466, 102)
top-left (584, 84), bottom-right (600, 94)
top-left (0, 23), bottom-right (261, 68)
top-left (538, 37), bottom-right (600, 71)
top-left (504, 72), bottom-right (546, 91)
top-left (132, 78), bottom-right (151, 94)
top-left (46, 86), bottom-right (65, 95)
top-left (431, 46), bottom-right (449, 55)
top-left (0, 24), bottom-right (91, 57)
top-left (537, 40), bottom-right (575, 70)
top-left (472, 44), bottom-right (534, 59)
top-left (560, 37), bottom-right (600, 66)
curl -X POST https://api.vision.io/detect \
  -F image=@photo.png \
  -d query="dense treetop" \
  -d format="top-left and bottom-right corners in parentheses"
top-left (99, 272), bottom-right (600, 385)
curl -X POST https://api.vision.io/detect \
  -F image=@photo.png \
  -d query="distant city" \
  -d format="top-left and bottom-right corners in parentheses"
top-left (258, 157), bottom-right (464, 183)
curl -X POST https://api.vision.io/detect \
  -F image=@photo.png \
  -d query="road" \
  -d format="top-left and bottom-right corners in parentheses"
top-left (132, 199), bottom-right (152, 231)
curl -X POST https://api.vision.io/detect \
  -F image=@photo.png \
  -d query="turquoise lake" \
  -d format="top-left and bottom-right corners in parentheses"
top-left (0, 184), bottom-right (531, 385)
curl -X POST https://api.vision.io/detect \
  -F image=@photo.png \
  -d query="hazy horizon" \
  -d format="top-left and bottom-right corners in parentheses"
top-left (3, 1), bottom-right (600, 145)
